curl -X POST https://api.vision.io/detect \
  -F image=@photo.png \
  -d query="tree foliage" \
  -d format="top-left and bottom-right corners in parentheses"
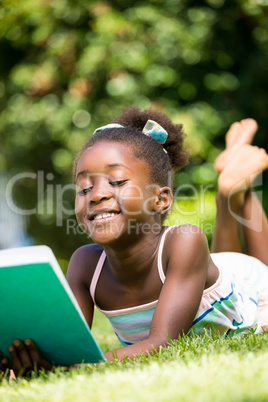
top-left (1, 0), bottom-right (268, 266)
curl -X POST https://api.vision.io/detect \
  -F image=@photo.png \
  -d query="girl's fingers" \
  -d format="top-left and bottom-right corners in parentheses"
top-left (25, 339), bottom-right (53, 371)
top-left (7, 339), bottom-right (53, 376)
top-left (9, 339), bottom-right (33, 375)
top-left (8, 343), bottom-right (23, 375)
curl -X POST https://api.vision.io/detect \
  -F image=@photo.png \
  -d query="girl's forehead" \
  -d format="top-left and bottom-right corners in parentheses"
top-left (77, 141), bottom-right (150, 174)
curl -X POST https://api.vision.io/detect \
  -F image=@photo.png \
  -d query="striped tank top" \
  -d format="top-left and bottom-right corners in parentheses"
top-left (90, 227), bottom-right (267, 346)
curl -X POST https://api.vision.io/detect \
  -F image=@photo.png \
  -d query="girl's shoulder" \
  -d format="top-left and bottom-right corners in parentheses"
top-left (67, 243), bottom-right (104, 288)
top-left (162, 224), bottom-right (210, 273)
top-left (164, 224), bottom-right (208, 249)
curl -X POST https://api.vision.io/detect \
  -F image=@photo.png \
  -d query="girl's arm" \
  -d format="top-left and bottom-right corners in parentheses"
top-left (67, 236), bottom-right (209, 362)
top-left (66, 245), bottom-right (97, 327)
top-left (104, 225), bottom-right (211, 361)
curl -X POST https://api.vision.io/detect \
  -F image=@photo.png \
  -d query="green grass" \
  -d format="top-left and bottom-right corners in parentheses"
top-left (1, 310), bottom-right (268, 401)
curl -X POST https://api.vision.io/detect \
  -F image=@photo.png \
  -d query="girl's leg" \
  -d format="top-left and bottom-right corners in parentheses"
top-left (212, 119), bottom-right (258, 253)
top-left (211, 191), bottom-right (242, 253)
top-left (212, 145), bottom-right (268, 263)
top-left (241, 189), bottom-right (268, 265)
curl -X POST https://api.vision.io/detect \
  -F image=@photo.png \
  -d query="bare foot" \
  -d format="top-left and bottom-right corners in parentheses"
top-left (214, 118), bottom-right (258, 173)
top-left (218, 145), bottom-right (268, 212)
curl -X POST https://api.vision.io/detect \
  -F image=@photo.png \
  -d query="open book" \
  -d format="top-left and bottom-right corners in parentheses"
top-left (0, 246), bottom-right (106, 367)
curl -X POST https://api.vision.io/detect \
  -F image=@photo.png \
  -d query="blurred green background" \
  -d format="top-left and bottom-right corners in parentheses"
top-left (1, 0), bottom-right (268, 271)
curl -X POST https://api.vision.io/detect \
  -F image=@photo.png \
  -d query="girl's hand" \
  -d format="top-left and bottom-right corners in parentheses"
top-left (7, 339), bottom-right (53, 377)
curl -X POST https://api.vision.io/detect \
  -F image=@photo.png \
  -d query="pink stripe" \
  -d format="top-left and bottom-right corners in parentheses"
top-left (98, 300), bottom-right (158, 317)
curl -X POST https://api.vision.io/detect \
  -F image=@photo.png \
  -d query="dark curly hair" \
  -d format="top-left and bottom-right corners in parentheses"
top-left (73, 106), bottom-right (189, 188)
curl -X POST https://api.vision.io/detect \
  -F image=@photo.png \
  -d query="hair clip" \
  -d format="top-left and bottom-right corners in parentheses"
top-left (93, 120), bottom-right (168, 153)
top-left (93, 123), bottom-right (124, 135)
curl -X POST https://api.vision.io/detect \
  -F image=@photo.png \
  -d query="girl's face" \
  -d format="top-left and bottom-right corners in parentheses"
top-left (75, 141), bottom-right (162, 245)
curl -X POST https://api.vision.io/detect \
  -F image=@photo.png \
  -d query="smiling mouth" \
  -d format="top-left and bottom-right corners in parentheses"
top-left (88, 211), bottom-right (120, 222)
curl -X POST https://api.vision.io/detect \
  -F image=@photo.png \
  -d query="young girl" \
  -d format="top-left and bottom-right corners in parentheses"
top-left (1, 108), bottom-right (268, 374)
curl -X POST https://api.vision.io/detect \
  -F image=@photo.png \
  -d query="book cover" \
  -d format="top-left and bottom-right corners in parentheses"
top-left (0, 245), bottom-right (106, 367)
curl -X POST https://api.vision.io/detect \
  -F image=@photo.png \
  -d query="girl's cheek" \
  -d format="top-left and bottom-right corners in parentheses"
top-left (120, 185), bottom-right (144, 202)
top-left (75, 196), bottom-right (85, 217)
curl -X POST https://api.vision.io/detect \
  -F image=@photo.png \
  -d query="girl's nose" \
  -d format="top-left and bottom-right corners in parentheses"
top-left (89, 182), bottom-right (112, 204)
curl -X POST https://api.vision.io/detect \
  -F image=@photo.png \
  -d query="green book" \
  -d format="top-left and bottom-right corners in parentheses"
top-left (0, 245), bottom-right (106, 367)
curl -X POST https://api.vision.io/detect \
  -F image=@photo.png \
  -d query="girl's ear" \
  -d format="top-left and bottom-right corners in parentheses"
top-left (154, 186), bottom-right (173, 215)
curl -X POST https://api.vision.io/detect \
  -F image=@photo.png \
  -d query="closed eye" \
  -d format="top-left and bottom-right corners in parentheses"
top-left (77, 187), bottom-right (92, 196)
top-left (110, 180), bottom-right (128, 187)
